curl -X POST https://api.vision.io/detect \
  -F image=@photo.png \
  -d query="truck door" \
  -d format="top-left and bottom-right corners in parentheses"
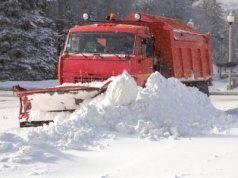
top-left (137, 37), bottom-right (154, 78)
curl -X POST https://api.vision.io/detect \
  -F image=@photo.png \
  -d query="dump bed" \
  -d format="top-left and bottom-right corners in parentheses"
top-left (125, 12), bottom-right (213, 82)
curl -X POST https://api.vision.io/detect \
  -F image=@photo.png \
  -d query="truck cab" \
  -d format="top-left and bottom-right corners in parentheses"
top-left (58, 16), bottom-right (155, 86)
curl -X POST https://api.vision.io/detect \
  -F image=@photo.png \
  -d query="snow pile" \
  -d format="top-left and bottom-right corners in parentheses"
top-left (0, 72), bottom-right (233, 163)
top-left (94, 71), bottom-right (231, 138)
top-left (106, 72), bottom-right (138, 106)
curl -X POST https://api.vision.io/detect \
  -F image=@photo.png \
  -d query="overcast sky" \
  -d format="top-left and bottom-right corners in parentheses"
top-left (221, 0), bottom-right (237, 3)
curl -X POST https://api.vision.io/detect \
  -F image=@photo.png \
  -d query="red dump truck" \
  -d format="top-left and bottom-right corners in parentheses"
top-left (15, 12), bottom-right (213, 127)
top-left (59, 12), bottom-right (213, 93)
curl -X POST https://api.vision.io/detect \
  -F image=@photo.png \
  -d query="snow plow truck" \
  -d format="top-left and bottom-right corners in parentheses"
top-left (14, 12), bottom-right (213, 127)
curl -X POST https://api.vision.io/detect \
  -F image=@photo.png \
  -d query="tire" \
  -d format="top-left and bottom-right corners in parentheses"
top-left (184, 81), bottom-right (209, 96)
top-left (196, 81), bottom-right (209, 96)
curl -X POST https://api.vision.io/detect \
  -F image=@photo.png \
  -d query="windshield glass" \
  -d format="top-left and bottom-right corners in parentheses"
top-left (66, 32), bottom-right (135, 55)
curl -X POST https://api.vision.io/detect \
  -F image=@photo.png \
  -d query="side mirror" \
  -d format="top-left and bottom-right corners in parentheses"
top-left (141, 39), bottom-right (147, 44)
top-left (145, 37), bottom-right (155, 58)
top-left (56, 33), bottom-right (67, 56)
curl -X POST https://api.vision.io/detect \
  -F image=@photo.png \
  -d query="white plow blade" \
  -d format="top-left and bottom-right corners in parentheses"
top-left (14, 81), bottom-right (111, 125)
top-left (27, 90), bottom-right (101, 122)
top-left (28, 90), bottom-right (100, 111)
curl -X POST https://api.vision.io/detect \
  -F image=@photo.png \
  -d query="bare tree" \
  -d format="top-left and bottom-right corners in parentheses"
top-left (193, 0), bottom-right (226, 63)
top-left (133, 0), bottom-right (196, 22)
top-left (223, 2), bottom-right (238, 63)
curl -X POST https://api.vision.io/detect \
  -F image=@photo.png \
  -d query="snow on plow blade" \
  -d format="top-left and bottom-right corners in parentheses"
top-left (14, 82), bottom-right (110, 127)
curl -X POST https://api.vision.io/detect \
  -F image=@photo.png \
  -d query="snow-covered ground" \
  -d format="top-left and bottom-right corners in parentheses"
top-left (1, 72), bottom-right (238, 178)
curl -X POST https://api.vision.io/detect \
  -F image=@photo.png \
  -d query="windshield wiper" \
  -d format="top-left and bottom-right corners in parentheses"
top-left (93, 53), bottom-right (104, 59)
top-left (71, 50), bottom-right (87, 58)
top-left (104, 48), bottom-right (121, 59)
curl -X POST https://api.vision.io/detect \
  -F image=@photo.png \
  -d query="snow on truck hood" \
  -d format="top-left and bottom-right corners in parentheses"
top-left (0, 71), bottom-right (233, 163)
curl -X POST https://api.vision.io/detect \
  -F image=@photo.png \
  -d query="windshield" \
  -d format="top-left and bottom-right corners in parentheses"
top-left (66, 32), bottom-right (135, 55)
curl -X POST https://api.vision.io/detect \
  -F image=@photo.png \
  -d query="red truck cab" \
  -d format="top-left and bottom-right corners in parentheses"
top-left (58, 22), bottom-right (154, 86)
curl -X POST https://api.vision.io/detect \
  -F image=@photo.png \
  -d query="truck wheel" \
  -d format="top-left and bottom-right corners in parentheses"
top-left (185, 82), bottom-right (209, 96)
top-left (195, 82), bottom-right (209, 96)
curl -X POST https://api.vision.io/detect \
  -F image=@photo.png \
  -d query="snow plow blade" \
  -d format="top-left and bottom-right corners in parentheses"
top-left (14, 82), bottom-right (110, 127)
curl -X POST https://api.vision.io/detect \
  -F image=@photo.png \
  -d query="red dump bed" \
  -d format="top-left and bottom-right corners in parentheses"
top-left (125, 12), bottom-right (213, 82)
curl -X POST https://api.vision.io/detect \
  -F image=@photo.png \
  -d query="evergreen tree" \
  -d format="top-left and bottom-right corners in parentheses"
top-left (0, 0), bottom-right (57, 81)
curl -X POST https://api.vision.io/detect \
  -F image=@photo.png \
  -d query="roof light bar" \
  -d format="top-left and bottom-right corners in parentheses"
top-left (110, 12), bottom-right (116, 21)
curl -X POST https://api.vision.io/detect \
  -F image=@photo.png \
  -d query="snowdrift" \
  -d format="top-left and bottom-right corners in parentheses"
top-left (0, 72), bottom-right (233, 163)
